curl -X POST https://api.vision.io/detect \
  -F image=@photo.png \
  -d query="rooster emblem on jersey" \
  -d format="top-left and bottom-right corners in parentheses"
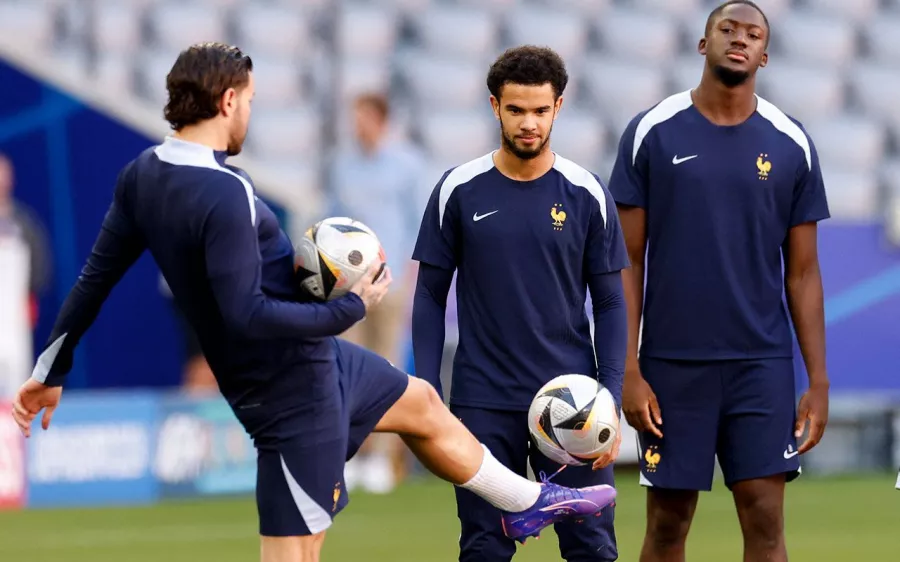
top-left (332, 482), bottom-right (341, 512)
top-left (644, 446), bottom-right (661, 473)
top-left (551, 203), bottom-right (567, 231)
top-left (757, 153), bottom-right (771, 180)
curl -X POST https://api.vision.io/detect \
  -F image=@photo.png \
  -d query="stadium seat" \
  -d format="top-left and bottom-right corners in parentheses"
top-left (371, 0), bottom-right (435, 15)
top-left (772, 13), bottom-right (856, 68)
top-left (820, 168), bottom-right (881, 222)
top-left (134, 49), bottom-right (181, 105)
top-left (335, 57), bottom-right (393, 102)
top-left (580, 57), bottom-right (667, 132)
top-left (596, 9), bottom-right (679, 63)
top-left (401, 55), bottom-right (485, 110)
top-left (0, 1), bottom-right (57, 53)
top-left (244, 109), bottom-right (322, 160)
top-left (882, 160), bottom-right (900, 197)
top-left (865, 16), bottom-right (900, 66)
top-left (231, 3), bottom-right (313, 58)
top-left (453, 0), bottom-right (521, 15)
top-left (146, 3), bottom-right (229, 52)
top-left (91, 2), bottom-right (144, 54)
top-left (803, 0), bottom-right (879, 23)
top-left (756, 62), bottom-right (844, 124)
top-left (416, 110), bottom-right (495, 167)
top-left (411, 5), bottom-right (497, 59)
top-left (248, 57), bottom-right (308, 109)
top-left (93, 53), bottom-right (136, 94)
top-left (668, 55), bottom-right (702, 93)
top-left (804, 117), bottom-right (887, 172)
top-left (550, 111), bottom-right (608, 173)
top-left (504, 8), bottom-right (588, 62)
top-left (530, 0), bottom-right (611, 18)
top-left (851, 64), bottom-right (900, 130)
top-left (628, 0), bottom-right (703, 17)
top-left (336, 4), bottom-right (398, 58)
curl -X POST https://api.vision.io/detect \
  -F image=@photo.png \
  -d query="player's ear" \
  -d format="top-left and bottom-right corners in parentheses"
top-left (698, 37), bottom-right (707, 55)
top-left (220, 88), bottom-right (237, 117)
top-left (489, 95), bottom-right (500, 120)
top-left (554, 95), bottom-right (563, 119)
top-left (759, 51), bottom-right (768, 68)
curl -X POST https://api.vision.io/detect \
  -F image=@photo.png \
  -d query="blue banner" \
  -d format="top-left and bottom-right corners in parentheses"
top-left (25, 391), bottom-right (159, 507)
top-left (154, 394), bottom-right (255, 498)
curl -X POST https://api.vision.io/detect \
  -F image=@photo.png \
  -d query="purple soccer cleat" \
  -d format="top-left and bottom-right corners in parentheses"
top-left (500, 470), bottom-right (617, 544)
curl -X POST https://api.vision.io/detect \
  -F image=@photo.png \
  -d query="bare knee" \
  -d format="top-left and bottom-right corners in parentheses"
top-left (375, 376), bottom-right (446, 437)
top-left (645, 489), bottom-right (697, 553)
top-left (732, 478), bottom-right (785, 551)
top-left (260, 532), bottom-right (325, 562)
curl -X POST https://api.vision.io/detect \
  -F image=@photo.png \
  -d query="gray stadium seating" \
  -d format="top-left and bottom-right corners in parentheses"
top-left (10, 0), bottom-right (897, 224)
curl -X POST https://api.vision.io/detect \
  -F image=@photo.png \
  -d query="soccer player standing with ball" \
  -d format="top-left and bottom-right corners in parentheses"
top-left (412, 46), bottom-right (627, 560)
top-left (608, 2), bottom-right (830, 561)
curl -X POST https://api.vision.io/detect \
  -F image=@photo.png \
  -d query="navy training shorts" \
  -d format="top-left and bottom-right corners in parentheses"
top-left (255, 338), bottom-right (409, 536)
top-left (636, 356), bottom-right (801, 491)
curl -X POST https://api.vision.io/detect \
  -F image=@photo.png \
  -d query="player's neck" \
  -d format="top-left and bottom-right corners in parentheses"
top-left (172, 124), bottom-right (229, 153)
top-left (493, 147), bottom-right (554, 182)
top-left (692, 74), bottom-right (758, 126)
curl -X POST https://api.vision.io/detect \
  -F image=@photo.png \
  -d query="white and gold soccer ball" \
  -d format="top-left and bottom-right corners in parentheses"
top-left (294, 217), bottom-right (385, 301)
top-left (528, 374), bottom-right (619, 466)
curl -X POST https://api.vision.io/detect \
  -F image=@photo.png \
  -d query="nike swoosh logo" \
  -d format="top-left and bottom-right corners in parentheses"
top-left (784, 450), bottom-right (799, 459)
top-left (672, 155), bottom-right (698, 165)
top-left (473, 210), bottom-right (498, 222)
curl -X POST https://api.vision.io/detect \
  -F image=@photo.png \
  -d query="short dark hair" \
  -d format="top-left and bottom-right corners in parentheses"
top-left (705, 0), bottom-right (769, 44)
top-left (486, 45), bottom-right (568, 100)
top-left (355, 92), bottom-right (390, 121)
top-left (163, 42), bottom-right (254, 131)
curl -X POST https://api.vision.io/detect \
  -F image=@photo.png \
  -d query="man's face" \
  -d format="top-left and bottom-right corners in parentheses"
top-left (700, 3), bottom-right (769, 87)
top-left (491, 82), bottom-right (561, 160)
top-left (353, 102), bottom-right (385, 148)
top-left (225, 73), bottom-right (255, 156)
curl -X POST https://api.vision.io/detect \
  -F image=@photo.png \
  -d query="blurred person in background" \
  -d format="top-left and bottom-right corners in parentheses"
top-left (0, 154), bottom-right (53, 327)
top-left (0, 154), bottom-right (52, 398)
top-left (327, 92), bottom-right (428, 493)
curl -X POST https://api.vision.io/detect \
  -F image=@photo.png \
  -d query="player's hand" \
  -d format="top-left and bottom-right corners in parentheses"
top-left (350, 262), bottom-right (392, 312)
top-left (592, 423), bottom-right (622, 470)
top-left (622, 367), bottom-right (663, 438)
top-left (795, 382), bottom-right (829, 454)
top-left (11, 378), bottom-right (62, 438)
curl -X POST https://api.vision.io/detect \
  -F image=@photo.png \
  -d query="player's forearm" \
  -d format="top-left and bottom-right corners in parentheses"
top-left (620, 264), bottom-right (645, 371)
top-left (785, 265), bottom-right (828, 387)
top-left (411, 263), bottom-right (453, 398)
top-left (237, 292), bottom-right (366, 340)
top-left (589, 272), bottom-right (627, 407)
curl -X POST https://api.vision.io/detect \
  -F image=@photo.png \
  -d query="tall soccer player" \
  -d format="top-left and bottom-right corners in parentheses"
top-left (412, 46), bottom-right (626, 561)
top-left (10, 43), bottom-right (619, 562)
top-left (608, 2), bottom-right (830, 561)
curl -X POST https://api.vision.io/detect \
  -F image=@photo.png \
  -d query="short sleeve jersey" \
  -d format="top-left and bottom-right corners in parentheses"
top-left (608, 91), bottom-right (830, 360)
top-left (413, 152), bottom-right (629, 410)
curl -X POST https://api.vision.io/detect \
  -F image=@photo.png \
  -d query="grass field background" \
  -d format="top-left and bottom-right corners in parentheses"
top-left (0, 469), bottom-right (896, 561)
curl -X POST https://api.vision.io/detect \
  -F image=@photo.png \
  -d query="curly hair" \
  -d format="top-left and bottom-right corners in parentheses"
top-left (486, 46), bottom-right (569, 100)
top-left (163, 42), bottom-right (253, 131)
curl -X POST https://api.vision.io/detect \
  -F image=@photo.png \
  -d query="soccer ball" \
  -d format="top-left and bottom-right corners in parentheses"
top-left (294, 217), bottom-right (385, 301)
top-left (528, 374), bottom-right (619, 466)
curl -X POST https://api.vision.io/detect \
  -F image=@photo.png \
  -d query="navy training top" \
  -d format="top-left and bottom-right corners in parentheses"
top-left (608, 91), bottom-right (830, 361)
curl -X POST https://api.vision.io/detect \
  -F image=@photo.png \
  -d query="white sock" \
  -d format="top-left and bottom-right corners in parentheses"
top-left (460, 445), bottom-right (542, 512)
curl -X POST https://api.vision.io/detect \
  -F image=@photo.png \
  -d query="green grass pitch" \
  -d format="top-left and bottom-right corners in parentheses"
top-left (0, 469), bottom-right (895, 561)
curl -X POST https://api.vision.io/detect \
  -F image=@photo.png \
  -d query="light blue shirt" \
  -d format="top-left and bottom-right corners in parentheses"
top-left (327, 139), bottom-right (429, 286)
